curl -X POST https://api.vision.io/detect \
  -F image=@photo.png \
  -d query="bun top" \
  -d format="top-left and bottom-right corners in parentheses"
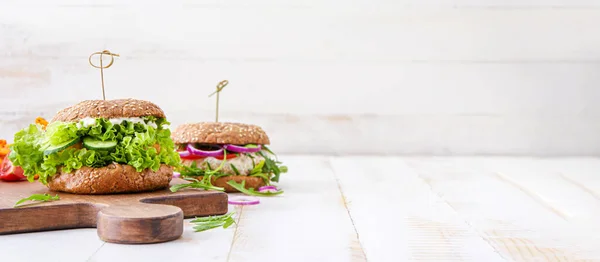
top-left (51, 99), bottom-right (166, 123)
top-left (171, 122), bottom-right (270, 145)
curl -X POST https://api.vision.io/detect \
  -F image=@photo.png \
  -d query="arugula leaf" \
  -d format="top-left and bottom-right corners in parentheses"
top-left (223, 217), bottom-right (235, 228)
top-left (226, 180), bottom-right (284, 196)
top-left (230, 164), bottom-right (241, 176)
top-left (279, 166), bottom-right (288, 173)
top-left (191, 212), bottom-right (235, 223)
top-left (179, 163), bottom-right (228, 178)
top-left (256, 151), bottom-right (287, 183)
top-left (262, 145), bottom-right (276, 156)
top-left (249, 172), bottom-right (271, 184)
top-left (206, 152), bottom-right (227, 174)
top-left (170, 176), bottom-right (225, 192)
top-left (248, 154), bottom-right (256, 171)
top-left (250, 160), bottom-right (265, 175)
top-left (191, 212), bottom-right (236, 232)
top-left (180, 162), bottom-right (204, 177)
top-left (14, 193), bottom-right (60, 207)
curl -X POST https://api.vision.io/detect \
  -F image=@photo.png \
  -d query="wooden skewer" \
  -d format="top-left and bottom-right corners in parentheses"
top-left (88, 50), bottom-right (120, 100)
top-left (208, 80), bottom-right (229, 122)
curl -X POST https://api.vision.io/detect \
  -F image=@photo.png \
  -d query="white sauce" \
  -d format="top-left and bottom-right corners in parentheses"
top-left (77, 117), bottom-right (158, 128)
top-left (79, 117), bottom-right (97, 127)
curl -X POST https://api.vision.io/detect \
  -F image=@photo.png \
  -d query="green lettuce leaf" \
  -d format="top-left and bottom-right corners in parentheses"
top-left (45, 121), bottom-right (79, 146)
top-left (9, 124), bottom-right (45, 182)
top-left (9, 117), bottom-right (181, 184)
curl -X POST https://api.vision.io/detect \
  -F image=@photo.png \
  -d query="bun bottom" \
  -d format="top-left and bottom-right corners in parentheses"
top-left (204, 176), bottom-right (266, 193)
top-left (47, 163), bottom-right (173, 194)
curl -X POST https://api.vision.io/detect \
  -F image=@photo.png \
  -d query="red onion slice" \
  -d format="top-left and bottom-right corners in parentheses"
top-left (228, 196), bottom-right (260, 205)
top-left (178, 151), bottom-right (191, 158)
top-left (187, 144), bottom-right (224, 157)
top-left (258, 186), bottom-right (279, 193)
top-left (223, 144), bottom-right (262, 153)
top-left (172, 172), bottom-right (181, 178)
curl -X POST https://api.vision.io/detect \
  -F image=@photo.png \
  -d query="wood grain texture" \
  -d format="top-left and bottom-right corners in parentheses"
top-left (97, 204), bottom-right (183, 244)
top-left (329, 156), bottom-right (504, 261)
top-left (404, 157), bottom-right (600, 261)
top-left (0, 178), bottom-right (228, 244)
top-left (89, 222), bottom-right (235, 262)
top-left (1, 228), bottom-right (103, 262)
top-left (2, 156), bottom-right (600, 261)
top-left (225, 156), bottom-right (366, 262)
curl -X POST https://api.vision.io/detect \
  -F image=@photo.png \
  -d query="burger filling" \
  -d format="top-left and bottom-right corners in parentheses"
top-left (9, 116), bottom-right (180, 184)
top-left (177, 143), bottom-right (287, 185)
top-left (181, 153), bottom-right (265, 176)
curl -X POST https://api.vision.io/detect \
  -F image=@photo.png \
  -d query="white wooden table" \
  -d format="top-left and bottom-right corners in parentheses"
top-left (3, 156), bottom-right (600, 262)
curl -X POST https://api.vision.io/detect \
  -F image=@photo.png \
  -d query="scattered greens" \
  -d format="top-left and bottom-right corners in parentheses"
top-left (256, 151), bottom-right (287, 182)
top-left (249, 172), bottom-right (270, 182)
top-left (262, 145), bottom-right (276, 156)
top-left (208, 154), bottom-right (228, 174)
top-left (9, 117), bottom-right (180, 184)
top-left (250, 160), bottom-right (265, 174)
top-left (177, 161), bottom-right (228, 178)
top-left (248, 159), bottom-right (267, 183)
top-left (14, 193), bottom-right (60, 207)
top-left (169, 158), bottom-right (231, 192)
top-left (191, 212), bottom-right (236, 232)
top-left (230, 164), bottom-right (241, 175)
top-left (170, 176), bottom-right (225, 192)
top-left (227, 180), bottom-right (284, 196)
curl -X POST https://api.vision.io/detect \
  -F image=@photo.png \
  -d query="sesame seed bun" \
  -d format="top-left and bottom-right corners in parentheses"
top-left (46, 163), bottom-right (173, 194)
top-left (171, 122), bottom-right (270, 145)
top-left (51, 98), bottom-right (166, 123)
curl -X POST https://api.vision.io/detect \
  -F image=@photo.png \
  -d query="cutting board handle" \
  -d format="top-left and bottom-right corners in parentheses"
top-left (97, 204), bottom-right (184, 244)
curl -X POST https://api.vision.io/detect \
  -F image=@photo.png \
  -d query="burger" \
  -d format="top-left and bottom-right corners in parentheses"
top-left (8, 99), bottom-right (181, 194)
top-left (171, 122), bottom-right (287, 193)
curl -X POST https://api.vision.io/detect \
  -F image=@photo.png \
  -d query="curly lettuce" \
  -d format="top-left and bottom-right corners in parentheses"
top-left (9, 117), bottom-right (181, 184)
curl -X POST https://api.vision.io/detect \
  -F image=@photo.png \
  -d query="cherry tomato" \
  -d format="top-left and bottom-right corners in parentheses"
top-left (214, 154), bottom-right (237, 160)
top-left (0, 157), bottom-right (26, 182)
top-left (179, 153), bottom-right (205, 161)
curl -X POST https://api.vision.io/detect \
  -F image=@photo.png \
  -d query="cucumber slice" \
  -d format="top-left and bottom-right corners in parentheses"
top-left (43, 138), bottom-right (80, 156)
top-left (83, 137), bottom-right (117, 150)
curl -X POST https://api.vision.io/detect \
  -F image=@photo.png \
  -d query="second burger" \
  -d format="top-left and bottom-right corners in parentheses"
top-left (171, 122), bottom-right (287, 193)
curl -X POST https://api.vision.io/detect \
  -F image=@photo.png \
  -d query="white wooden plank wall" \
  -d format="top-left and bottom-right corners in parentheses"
top-left (1, 1), bottom-right (599, 155)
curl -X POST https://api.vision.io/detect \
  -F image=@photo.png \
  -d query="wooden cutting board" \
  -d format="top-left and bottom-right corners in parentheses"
top-left (0, 178), bottom-right (228, 244)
